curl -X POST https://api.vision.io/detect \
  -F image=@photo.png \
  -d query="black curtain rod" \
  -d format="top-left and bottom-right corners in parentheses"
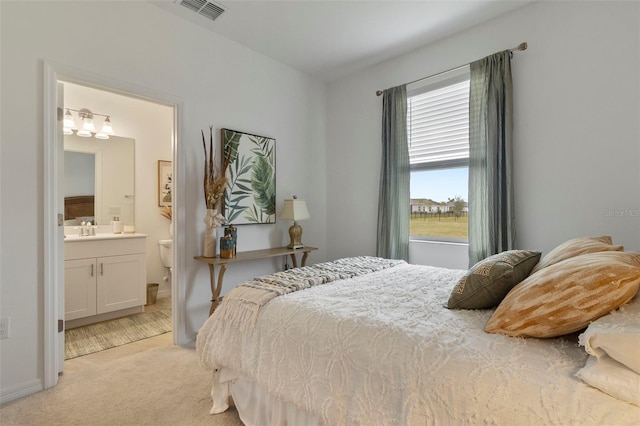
top-left (375, 42), bottom-right (527, 96)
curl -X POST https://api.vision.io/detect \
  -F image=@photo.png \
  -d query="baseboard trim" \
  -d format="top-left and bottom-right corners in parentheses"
top-left (66, 306), bottom-right (144, 330)
top-left (0, 379), bottom-right (43, 405)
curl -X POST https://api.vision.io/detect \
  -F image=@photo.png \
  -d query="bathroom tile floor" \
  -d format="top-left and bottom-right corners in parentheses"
top-left (144, 294), bottom-right (172, 313)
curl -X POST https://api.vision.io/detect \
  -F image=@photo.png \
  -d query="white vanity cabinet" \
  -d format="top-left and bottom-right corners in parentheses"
top-left (65, 258), bottom-right (98, 320)
top-left (64, 234), bottom-right (147, 325)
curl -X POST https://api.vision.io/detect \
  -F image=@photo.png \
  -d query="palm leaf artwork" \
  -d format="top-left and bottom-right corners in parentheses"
top-left (251, 155), bottom-right (276, 221)
top-left (221, 129), bottom-right (276, 225)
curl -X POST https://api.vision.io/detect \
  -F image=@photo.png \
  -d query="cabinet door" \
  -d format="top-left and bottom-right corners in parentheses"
top-left (64, 259), bottom-right (97, 320)
top-left (96, 254), bottom-right (146, 314)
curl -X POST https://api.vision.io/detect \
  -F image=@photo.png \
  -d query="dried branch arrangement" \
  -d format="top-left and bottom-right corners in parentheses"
top-left (202, 126), bottom-right (231, 211)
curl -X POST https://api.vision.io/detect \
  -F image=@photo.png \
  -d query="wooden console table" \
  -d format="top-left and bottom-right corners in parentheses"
top-left (195, 246), bottom-right (318, 315)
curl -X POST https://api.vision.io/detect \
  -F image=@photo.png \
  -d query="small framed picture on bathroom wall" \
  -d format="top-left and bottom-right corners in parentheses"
top-left (158, 160), bottom-right (172, 207)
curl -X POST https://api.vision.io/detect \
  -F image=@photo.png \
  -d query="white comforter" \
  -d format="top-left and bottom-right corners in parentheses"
top-left (197, 263), bottom-right (640, 425)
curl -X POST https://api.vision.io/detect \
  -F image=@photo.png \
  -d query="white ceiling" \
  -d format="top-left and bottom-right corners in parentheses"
top-left (152, 0), bottom-right (534, 82)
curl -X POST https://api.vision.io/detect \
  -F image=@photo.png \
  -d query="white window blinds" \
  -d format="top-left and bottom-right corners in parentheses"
top-left (407, 77), bottom-right (470, 170)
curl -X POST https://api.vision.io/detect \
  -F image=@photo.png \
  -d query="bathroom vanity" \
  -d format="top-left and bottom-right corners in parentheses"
top-left (64, 233), bottom-right (147, 328)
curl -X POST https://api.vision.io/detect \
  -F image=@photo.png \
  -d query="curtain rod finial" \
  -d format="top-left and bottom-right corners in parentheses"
top-left (517, 42), bottom-right (527, 51)
top-left (376, 90), bottom-right (383, 96)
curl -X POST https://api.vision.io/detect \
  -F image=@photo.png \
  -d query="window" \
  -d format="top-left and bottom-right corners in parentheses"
top-left (408, 68), bottom-right (470, 242)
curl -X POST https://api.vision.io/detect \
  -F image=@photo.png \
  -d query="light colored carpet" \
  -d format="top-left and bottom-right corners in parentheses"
top-left (65, 310), bottom-right (172, 359)
top-left (0, 342), bottom-right (244, 426)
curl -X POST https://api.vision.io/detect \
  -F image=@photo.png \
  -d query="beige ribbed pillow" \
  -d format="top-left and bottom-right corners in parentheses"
top-left (485, 251), bottom-right (640, 338)
top-left (530, 236), bottom-right (623, 274)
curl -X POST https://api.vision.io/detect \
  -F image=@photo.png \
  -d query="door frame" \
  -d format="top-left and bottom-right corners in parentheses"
top-left (43, 61), bottom-right (186, 388)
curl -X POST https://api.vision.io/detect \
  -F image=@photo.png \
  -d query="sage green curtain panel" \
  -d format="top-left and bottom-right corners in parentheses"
top-left (468, 50), bottom-right (516, 266)
top-left (377, 85), bottom-right (410, 261)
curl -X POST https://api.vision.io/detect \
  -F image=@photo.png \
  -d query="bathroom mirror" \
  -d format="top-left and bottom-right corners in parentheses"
top-left (64, 134), bottom-right (135, 225)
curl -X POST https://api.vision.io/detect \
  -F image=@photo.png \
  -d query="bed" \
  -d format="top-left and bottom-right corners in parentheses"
top-left (64, 195), bottom-right (95, 225)
top-left (196, 239), bottom-right (640, 425)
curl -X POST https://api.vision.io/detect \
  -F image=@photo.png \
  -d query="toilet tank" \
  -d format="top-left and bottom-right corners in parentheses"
top-left (158, 239), bottom-right (173, 268)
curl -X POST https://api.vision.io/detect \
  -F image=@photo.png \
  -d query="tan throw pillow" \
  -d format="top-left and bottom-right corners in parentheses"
top-left (447, 250), bottom-right (541, 309)
top-left (485, 251), bottom-right (640, 338)
top-left (530, 236), bottom-right (623, 274)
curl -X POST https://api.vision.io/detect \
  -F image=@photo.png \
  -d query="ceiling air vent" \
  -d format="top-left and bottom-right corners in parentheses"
top-left (178, 0), bottom-right (225, 21)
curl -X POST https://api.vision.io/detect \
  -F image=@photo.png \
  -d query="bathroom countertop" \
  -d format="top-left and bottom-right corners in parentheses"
top-left (64, 232), bottom-right (148, 242)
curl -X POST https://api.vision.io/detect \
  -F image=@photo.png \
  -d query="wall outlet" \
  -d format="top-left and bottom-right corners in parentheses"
top-left (0, 318), bottom-right (10, 339)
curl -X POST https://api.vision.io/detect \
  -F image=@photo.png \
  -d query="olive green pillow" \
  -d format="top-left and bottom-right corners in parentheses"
top-left (485, 251), bottom-right (640, 338)
top-left (447, 250), bottom-right (541, 309)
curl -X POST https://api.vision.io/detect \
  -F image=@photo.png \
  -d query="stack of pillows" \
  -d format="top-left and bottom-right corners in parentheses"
top-left (447, 236), bottom-right (640, 337)
top-left (576, 298), bottom-right (640, 407)
top-left (447, 236), bottom-right (640, 406)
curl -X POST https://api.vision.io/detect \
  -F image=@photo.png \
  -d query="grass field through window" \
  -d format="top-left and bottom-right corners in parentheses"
top-left (410, 214), bottom-right (468, 239)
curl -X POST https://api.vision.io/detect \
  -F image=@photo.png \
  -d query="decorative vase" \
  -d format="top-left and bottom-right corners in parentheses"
top-left (224, 224), bottom-right (237, 256)
top-left (220, 234), bottom-right (234, 259)
top-left (203, 209), bottom-right (223, 257)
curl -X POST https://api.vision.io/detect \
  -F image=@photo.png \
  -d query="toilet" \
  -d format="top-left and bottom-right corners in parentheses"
top-left (158, 239), bottom-right (173, 282)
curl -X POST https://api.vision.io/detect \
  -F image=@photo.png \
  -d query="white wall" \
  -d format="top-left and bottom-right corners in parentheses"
top-left (409, 241), bottom-right (468, 270)
top-left (0, 1), bottom-right (327, 403)
top-left (326, 1), bottom-right (640, 266)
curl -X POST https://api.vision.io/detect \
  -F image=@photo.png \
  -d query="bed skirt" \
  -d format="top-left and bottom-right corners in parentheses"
top-left (214, 368), bottom-right (323, 426)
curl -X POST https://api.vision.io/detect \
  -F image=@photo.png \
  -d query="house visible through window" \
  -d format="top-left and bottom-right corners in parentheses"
top-left (408, 67), bottom-right (470, 242)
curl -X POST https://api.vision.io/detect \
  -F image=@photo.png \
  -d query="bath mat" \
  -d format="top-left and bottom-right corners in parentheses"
top-left (65, 310), bottom-right (172, 359)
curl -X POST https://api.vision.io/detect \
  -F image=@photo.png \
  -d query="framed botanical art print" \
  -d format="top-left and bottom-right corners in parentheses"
top-left (221, 128), bottom-right (276, 224)
top-left (158, 160), bottom-right (172, 207)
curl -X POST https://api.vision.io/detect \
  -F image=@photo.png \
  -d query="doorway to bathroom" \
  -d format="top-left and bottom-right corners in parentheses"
top-left (42, 61), bottom-right (184, 389)
top-left (60, 81), bottom-right (175, 363)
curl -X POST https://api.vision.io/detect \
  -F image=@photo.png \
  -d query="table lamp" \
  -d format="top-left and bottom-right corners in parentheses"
top-left (280, 196), bottom-right (310, 249)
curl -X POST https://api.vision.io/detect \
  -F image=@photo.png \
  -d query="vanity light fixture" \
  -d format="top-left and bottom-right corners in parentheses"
top-left (63, 108), bottom-right (115, 140)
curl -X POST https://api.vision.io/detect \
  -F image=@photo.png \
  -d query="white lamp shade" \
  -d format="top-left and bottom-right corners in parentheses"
top-left (94, 132), bottom-right (109, 140)
top-left (280, 199), bottom-right (310, 221)
top-left (63, 110), bottom-right (76, 129)
top-left (101, 117), bottom-right (114, 135)
top-left (76, 129), bottom-right (92, 137)
top-left (81, 118), bottom-right (96, 133)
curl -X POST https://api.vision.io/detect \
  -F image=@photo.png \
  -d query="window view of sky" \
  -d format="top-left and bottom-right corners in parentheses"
top-left (410, 167), bottom-right (468, 203)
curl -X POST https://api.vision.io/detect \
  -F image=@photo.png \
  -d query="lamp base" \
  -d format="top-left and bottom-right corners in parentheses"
top-left (287, 222), bottom-right (304, 250)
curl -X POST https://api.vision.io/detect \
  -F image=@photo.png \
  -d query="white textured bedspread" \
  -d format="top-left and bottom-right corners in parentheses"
top-left (197, 263), bottom-right (640, 425)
